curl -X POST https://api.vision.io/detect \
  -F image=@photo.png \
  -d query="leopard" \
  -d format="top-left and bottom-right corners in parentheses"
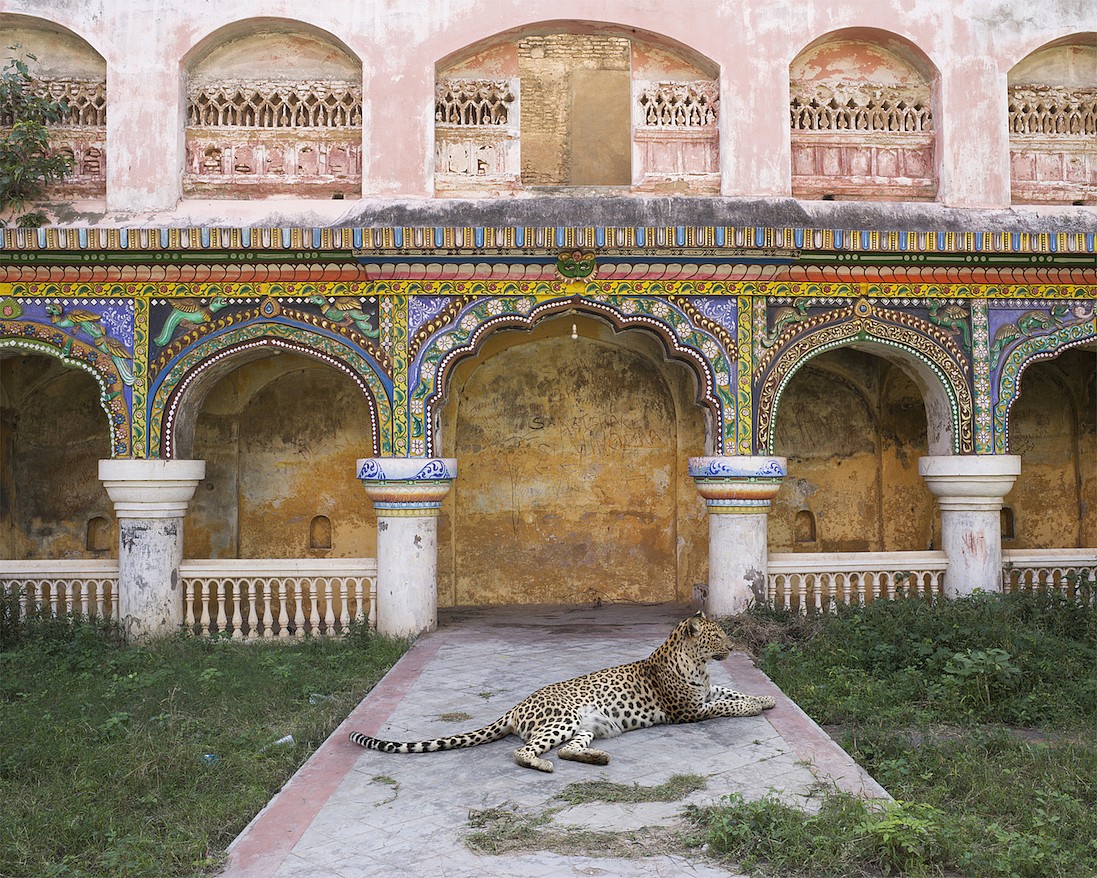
top-left (348, 611), bottom-right (776, 772)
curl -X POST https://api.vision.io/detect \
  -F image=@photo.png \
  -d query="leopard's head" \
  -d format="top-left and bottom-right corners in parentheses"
top-left (683, 611), bottom-right (731, 662)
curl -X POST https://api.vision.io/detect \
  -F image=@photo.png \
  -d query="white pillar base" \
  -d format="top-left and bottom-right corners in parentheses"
top-left (690, 456), bottom-right (786, 617)
top-left (99, 459), bottom-right (205, 641)
top-left (919, 455), bottom-right (1020, 597)
top-left (358, 458), bottom-right (455, 638)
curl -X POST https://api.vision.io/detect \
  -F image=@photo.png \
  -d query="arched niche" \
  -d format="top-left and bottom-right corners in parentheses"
top-left (770, 347), bottom-right (935, 553)
top-left (182, 18), bottom-right (362, 199)
top-left (1006, 346), bottom-right (1096, 548)
top-left (181, 350), bottom-right (377, 560)
top-left (0, 352), bottom-right (113, 559)
top-left (434, 21), bottom-right (719, 195)
top-left (436, 314), bottom-right (708, 607)
top-left (0, 15), bottom-right (107, 200)
top-left (1007, 34), bottom-right (1096, 205)
top-left (789, 27), bottom-right (939, 201)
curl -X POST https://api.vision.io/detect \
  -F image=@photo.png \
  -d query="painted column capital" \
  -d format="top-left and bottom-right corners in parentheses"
top-left (689, 456), bottom-right (787, 513)
top-left (98, 459), bottom-right (206, 519)
top-left (918, 455), bottom-right (1020, 512)
top-left (357, 457), bottom-right (457, 517)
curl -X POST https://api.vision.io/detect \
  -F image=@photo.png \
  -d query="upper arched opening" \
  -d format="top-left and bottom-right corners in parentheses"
top-left (789, 28), bottom-right (939, 202)
top-left (182, 18), bottom-right (363, 200)
top-left (0, 15), bottom-right (107, 201)
top-left (1006, 33), bottom-right (1096, 205)
top-left (434, 21), bottom-right (720, 196)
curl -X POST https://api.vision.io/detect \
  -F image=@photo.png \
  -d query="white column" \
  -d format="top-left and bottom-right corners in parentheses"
top-left (98, 459), bottom-right (205, 641)
top-left (690, 456), bottom-right (787, 616)
top-left (357, 458), bottom-right (456, 637)
top-left (919, 455), bottom-right (1021, 597)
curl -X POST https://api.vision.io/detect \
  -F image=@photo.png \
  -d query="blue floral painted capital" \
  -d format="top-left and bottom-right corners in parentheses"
top-left (356, 457), bottom-right (457, 482)
top-left (356, 457), bottom-right (457, 515)
top-left (689, 456), bottom-right (787, 480)
top-left (689, 456), bottom-right (787, 512)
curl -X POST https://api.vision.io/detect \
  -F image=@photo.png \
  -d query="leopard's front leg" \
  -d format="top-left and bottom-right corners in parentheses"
top-left (708, 685), bottom-right (776, 711)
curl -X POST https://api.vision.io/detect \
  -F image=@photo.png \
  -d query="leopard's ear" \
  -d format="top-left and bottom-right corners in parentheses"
top-left (687, 614), bottom-right (705, 636)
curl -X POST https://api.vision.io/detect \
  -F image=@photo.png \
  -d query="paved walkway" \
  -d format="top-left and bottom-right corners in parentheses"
top-left (220, 605), bottom-right (887, 878)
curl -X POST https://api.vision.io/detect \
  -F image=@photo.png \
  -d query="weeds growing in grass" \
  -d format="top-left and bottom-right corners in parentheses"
top-left (0, 611), bottom-right (407, 878)
top-left (703, 591), bottom-right (1097, 877)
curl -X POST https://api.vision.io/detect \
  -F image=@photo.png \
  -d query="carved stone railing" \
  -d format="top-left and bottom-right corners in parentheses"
top-left (633, 81), bottom-right (719, 193)
top-left (790, 82), bottom-right (936, 200)
top-left (1008, 86), bottom-right (1097, 204)
top-left (181, 558), bottom-right (377, 639)
top-left (1, 560), bottom-right (119, 620)
top-left (791, 82), bottom-right (933, 133)
top-left (1002, 549), bottom-right (1097, 602)
top-left (434, 78), bottom-right (521, 194)
top-left (184, 79), bottom-right (362, 197)
top-left (435, 80), bottom-right (515, 126)
top-left (638, 81), bottom-right (719, 128)
top-left (767, 551), bottom-right (948, 612)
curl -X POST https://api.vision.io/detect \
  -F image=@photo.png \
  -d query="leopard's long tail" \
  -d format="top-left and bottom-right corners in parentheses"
top-left (348, 715), bottom-right (512, 754)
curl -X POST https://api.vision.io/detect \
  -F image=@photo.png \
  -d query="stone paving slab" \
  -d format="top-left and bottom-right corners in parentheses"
top-left (220, 605), bottom-right (887, 878)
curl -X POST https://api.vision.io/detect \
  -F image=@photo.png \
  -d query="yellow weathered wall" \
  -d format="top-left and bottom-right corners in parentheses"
top-left (770, 348), bottom-right (936, 552)
top-left (1006, 348), bottom-right (1097, 549)
top-left (437, 317), bottom-right (707, 606)
top-left (184, 354), bottom-right (377, 559)
top-left (0, 355), bottom-right (113, 558)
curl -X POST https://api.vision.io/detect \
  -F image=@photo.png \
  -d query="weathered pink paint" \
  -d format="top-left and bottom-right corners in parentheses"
top-left (2, 1), bottom-right (1092, 215)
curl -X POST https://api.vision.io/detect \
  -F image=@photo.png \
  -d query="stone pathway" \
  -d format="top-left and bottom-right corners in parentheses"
top-left (220, 605), bottom-right (887, 878)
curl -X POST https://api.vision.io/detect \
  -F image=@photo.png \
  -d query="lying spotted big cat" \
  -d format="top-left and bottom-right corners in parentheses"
top-left (349, 612), bottom-right (776, 772)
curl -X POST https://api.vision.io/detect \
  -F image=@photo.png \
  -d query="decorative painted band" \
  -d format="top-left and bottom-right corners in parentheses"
top-left (688, 456), bottom-right (787, 480)
top-left (356, 457), bottom-right (457, 482)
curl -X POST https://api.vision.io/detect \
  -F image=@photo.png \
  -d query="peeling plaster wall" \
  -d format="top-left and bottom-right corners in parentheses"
top-left (0, 355), bottom-right (114, 559)
top-left (184, 354), bottom-right (377, 560)
top-left (1006, 348), bottom-right (1097, 549)
top-left (437, 318), bottom-right (707, 606)
top-left (771, 348), bottom-right (936, 553)
top-left (4, 0), bottom-right (1093, 214)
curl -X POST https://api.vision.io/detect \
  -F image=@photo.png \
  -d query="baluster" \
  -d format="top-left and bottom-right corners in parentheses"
top-left (261, 579), bottom-right (274, 638)
top-left (814, 573), bottom-right (823, 613)
top-left (324, 579), bottom-right (337, 635)
top-left (230, 581), bottom-right (244, 640)
top-left (294, 581), bottom-right (307, 639)
top-left (247, 579), bottom-right (259, 640)
top-left (369, 576), bottom-right (377, 628)
top-left (278, 580), bottom-right (291, 639)
top-left (183, 578), bottom-right (195, 633)
top-left (214, 580), bottom-right (228, 636)
top-left (198, 580), bottom-right (211, 635)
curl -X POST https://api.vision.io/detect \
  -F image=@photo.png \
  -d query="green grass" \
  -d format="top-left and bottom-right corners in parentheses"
top-left (694, 592), bottom-right (1097, 877)
top-left (0, 611), bottom-right (407, 878)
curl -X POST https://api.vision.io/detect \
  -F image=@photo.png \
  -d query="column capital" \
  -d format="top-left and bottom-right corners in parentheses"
top-left (98, 459), bottom-right (205, 519)
top-left (357, 457), bottom-right (456, 516)
top-left (918, 454), bottom-right (1020, 512)
top-left (689, 456), bottom-right (787, 512)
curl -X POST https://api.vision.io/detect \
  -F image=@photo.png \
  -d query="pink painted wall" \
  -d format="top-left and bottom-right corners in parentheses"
top-left (2, 1), bottom-right (1093, 215)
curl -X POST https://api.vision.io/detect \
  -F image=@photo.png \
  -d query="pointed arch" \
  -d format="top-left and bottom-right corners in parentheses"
top-left (994, 316), bottom-right (1097, 453)
top-left (756, 299), bottom-right (973, 455)
top-left (150, 322), bottom-right (391, 458)
top-left (0, 334), bottom-right (131, 457)
top-left (409, 292), bottom-right (735, 456)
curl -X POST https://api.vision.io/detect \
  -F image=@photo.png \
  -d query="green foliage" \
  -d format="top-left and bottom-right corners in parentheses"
top-left (698, 593), bottom-right (1097, 877)
top-left (693, 793), bottom-right (951, 877)
top-left (0, 48), bottom-right (72, 226)
top-left (0, 615), bottom-right (407, 878)
top-left (754, 591), bottom-right (1097, 726)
